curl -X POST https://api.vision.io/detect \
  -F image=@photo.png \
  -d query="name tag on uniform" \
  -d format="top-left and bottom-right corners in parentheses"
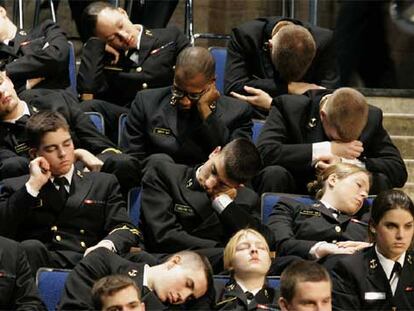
top-left (14, 143), bottom-right (29, 154)
top-left (364, 292), bottom-right (386, 300)
top-left (300, 210), bottom-right (321, 217)
top-left (153, 127), bottom-right (171, 136)
top-left (174, 204), bottom-right (194, 216)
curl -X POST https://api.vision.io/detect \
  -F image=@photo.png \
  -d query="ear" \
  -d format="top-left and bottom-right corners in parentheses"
top-left (117, 7), bottom-right (128, 17)
top-left (370, 226), bottom-right (376, 234)
top-left (0, 7), bottom-right (7, 18)
top-left (319, 109), bottom-right (327, 123)
top-left (166, 255), bottom-right (181, 270)
top-left (278, 297), bottom-right (289, 311)
top-left (327, 173), bottom-right (337, 188)
top-left (208, 146), bottom-right (221, 159)
top-left (29, 148), bottom-right (38, 160)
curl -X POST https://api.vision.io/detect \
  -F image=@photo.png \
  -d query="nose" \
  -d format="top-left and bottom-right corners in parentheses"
top-left (360, 189), bottom-right (368, 198)
top-left (179, 95), bottom-right (192, 107)
top-left (57, 146), bottom-right (66, 158)
top-left (396, 227), bottom-right (403, 240)
top-left (179, 288), bottom-right (192, 303)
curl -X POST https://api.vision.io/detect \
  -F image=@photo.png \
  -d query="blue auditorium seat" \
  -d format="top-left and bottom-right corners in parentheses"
top-left (128, 187), bottom-right (141, 227)
top-left (252, 119), bottom-right (265, 144)
top-left (85, 111), bottom-right (105, 134)
top-left (36, 268), bottom-right (70, 311)
top-left (68, 41), bottom-right (77, 95)
top-left (209, 47), bottom-right (227, 94)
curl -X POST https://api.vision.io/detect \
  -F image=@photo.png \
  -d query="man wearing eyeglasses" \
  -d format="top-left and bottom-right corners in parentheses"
top-left (122, 46), bottom-right (253, 171)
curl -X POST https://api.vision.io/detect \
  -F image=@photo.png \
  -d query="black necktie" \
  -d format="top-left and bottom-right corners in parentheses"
top-left (245, 291), bottom-right (254, 300)
top-left (389, 261), bottom-right (402, 281)
top-left (54, 177), bottom-right (68, 203)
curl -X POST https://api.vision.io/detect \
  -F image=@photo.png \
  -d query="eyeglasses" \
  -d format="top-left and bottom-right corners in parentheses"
top-left (171, 84), bottom-right (211, 102)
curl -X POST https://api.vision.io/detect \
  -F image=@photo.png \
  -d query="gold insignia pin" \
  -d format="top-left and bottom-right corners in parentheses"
top-left (186, 178), bottom-right (193, 188)
top-left (128, 269), bottom-right (138, 277)
top-left (408, 255), bottom-right (412, 265)
top-left (145, 30), bottom-right (153, 36)
top-left (76, 170), bottom-right (83, 178)
top-left (370, 259), bottom-right (377, 269)
top-left (308, 118), bottom-right (317, 128)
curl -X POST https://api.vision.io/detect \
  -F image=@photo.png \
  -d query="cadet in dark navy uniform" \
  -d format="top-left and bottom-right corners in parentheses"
top-left (215, 229), bottom-right (279, 310)
top-left (257, 87), bottom-right (407, 194)
top-left (0, 6), bottom-right (70, 96)
top-left (59, 248), bottom-right (213, 311)
top-left (78, 1), bottom-right (189, 106)
top-left (123, 46), bottom-right (253, 170)
top-left (268, 163), bottom-right (371, 264)
top-left (0, 72), bottom-right (140, 192)
top-left (0, 111), bottom-right (142, 274)
top-left (140, 139), bottom-right (274, 271)
top-left (332, 189), bottom-right (414, 311)
top-left (224, 16), bottom-right (338, 118)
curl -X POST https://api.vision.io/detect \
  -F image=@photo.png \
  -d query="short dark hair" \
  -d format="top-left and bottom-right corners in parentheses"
top-left (324, 88), bottom-right (369, 142)
top-left (221, 138), bottom-right (262, 184)
top-left (175, 47), bottom-right (216, 82)
top-left (369, 189), bottom-right (414, 241)
top-left (92, 275), bottom-right (140, 310)
top-left (271, 24), bottom-right (316, 82)
top-left (81, 1), bottom-right (115, 40)
top-left (26, 111), bottom-right (69, 149)
top-left (280, 260), bottom-right (331, 303)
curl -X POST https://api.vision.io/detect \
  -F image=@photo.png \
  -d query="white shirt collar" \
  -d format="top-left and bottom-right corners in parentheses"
top-left (320, 199), bottom-right (340, 213)
top-left (237, 281), bottom-right (262, 297)
top-left (142, 264), bottom-right (150, 289)
top-left (375, 245), bottom-right (405, 280)
top-left (136, 24), bottom-right (143, 50)
top-left (50, 165), bottom-right (74, 186)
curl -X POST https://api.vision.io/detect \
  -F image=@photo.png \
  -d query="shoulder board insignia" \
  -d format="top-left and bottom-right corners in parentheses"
top-left (216, 296), bottom-right (237, 306)
top-left (300, 210), bottom-right (321, 217)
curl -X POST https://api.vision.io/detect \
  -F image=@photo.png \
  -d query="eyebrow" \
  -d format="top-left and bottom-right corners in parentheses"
top-left (43, 137), bottom-right (72, 149)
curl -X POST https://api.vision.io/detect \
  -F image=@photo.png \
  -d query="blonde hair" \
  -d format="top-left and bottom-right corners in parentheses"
top-left (307, 163), bottom-right (371, 199)
top-left (223, 229), bottom-right (271, 271)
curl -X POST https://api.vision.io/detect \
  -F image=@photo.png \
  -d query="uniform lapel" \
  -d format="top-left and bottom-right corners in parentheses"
top-left (65, 170), bottom-right (92, 210)
top-left (137, 28), bottom-right (156, 67)
top-left (366, 248), bottom-right (392, 297)
top-left (39, 180), bottom-right (64, 213)
top-left (394, 253), bottom-right (414, 307)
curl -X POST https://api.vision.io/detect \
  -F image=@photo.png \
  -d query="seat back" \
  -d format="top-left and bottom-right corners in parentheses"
top-left (252, 119), bottom-right (265, 144)
top-left (118, 113), bottom-right (128, 148)
top-left (68, 41), bottom-right (77, 95)
top-left (209, 47), bottom-right (228, 94)
top-left (85, 111), bottom-right (105, 134)
top-left (36, 268), bottom-right (70, 311)
top-left (128, 187), bottom-right (142, 226)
